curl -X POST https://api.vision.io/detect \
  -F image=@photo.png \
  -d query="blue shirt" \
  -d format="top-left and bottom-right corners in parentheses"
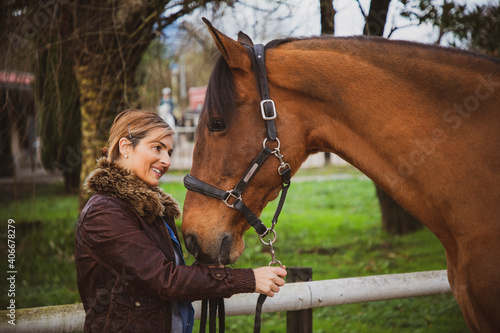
top-left (164, 220), bottom-right (194, 333)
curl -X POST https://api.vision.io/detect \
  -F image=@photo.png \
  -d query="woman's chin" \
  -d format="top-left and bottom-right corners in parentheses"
top-left (143, 177), bottom-right (160, 187)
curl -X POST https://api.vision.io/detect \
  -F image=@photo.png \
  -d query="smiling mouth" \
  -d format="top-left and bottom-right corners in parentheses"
top-left (152, 167), bottom-right (162, 177)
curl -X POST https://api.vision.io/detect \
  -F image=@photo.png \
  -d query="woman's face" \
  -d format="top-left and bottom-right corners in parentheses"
top-left (120, 129), bottom-right (174, 187)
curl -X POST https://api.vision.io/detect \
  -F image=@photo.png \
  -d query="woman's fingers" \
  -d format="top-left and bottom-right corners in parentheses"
top-left (253, 266), bottom-right (288, 297)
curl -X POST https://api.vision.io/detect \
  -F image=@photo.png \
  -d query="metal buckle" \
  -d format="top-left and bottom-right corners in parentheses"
top-left (223, 190), bottom-right (241, 208)
top-left (260, 99), bottom-right (277, 120)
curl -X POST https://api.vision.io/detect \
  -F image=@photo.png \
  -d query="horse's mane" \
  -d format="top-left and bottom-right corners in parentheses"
top-left (202, 35), bottom-right (499, 130)
top-left (271, 35), bottom-right (500, 65)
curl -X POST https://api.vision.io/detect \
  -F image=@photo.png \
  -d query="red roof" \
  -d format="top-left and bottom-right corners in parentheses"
top-left (0, 71), bottom-right (34, 88)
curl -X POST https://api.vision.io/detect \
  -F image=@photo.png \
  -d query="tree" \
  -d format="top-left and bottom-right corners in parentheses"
top-left (400, 0), bottom-right (500, 57)
top-left (320, 0), bottom-right (335, 166)
top-left (451, 4), bottom-right (500, 57)
top-left (362, 0), bottom-right (500, 234)
top-left (34, 4), bottom-right (81, 193)
top-left (319, 0), bottom-right (421, 235)
top-left (135, 22), bottom-right (219, 114)
top-left (362, 0), bottom-right (391, 36)
top-left (3, 0), bottom-right (233, 206)
top-left (363, 0), bottom-right (424, 235)
top-left (1, 1), bottom-right (82, 191)
top-left (320, 0), bottom-right (335, 35)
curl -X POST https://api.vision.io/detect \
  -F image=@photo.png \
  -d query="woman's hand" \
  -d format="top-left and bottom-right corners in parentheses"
top-left (253, 266), bottom-right (287, 297)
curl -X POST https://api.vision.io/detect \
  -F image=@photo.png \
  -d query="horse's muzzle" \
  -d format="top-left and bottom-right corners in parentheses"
top-left (184, 232), bottom-right (234, 266)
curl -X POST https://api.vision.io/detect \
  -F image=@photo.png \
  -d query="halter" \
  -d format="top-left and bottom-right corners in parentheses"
top-left (184, 44), bottom-right (290, 333)
top-left (183, 44), bottom-right (291, 253)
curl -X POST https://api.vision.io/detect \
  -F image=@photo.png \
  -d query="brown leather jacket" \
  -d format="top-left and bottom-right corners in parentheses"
top-left (75, 158), bottom-right (255, 332)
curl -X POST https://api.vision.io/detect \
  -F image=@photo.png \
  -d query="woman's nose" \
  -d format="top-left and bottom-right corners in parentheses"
top-left (160, 152), bottom-right (171, 167)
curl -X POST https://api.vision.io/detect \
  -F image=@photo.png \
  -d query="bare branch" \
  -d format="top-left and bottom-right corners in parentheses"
top-left (355, 0), bottom-right (367, 21)
top-left (386, 23), bottom-right (418, 39)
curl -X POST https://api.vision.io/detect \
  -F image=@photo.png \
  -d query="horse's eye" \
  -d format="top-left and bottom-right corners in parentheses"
top-left (207, 118), bottom-right (226, 132)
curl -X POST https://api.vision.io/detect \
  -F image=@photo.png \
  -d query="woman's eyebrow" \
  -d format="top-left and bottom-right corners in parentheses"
top-left (150, 140), bottom-right (167, 148)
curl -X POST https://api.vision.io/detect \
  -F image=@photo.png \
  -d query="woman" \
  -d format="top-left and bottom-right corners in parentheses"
top-left (75, 110), bottom-right (286, 332)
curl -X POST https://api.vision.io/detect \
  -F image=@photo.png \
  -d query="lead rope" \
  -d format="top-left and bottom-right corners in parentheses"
top-left (198, 147), bottom-right (290, 333)
top-left (254, 234), bottom-right (284, 333)
top-left (254, 171), bottom-right (290, 333)
top-left (200, 298), bottom-right (225, 333)
top-left (254, 294), bottom-right (267, 333)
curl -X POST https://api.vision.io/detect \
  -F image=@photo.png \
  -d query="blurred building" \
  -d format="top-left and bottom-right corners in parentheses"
top-left (0, 70), bottom-right (38, 177)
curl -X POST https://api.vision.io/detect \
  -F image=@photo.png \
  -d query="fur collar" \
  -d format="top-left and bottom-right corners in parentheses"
top-left (85, 157), bottom-right (181, 224)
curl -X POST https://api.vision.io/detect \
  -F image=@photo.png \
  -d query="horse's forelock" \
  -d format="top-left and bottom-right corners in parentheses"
top-left (202, 55), bottom-right (237, 129)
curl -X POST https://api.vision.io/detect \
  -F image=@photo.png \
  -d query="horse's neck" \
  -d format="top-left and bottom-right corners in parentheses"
top-left (268, 40), bottom-right (500, 236)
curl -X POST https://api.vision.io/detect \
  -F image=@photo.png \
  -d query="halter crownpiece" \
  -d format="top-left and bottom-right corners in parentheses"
top-left (253, 44), bottom-right (277, 141)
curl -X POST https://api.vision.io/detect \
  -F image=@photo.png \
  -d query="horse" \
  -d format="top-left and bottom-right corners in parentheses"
top-left (182, 19), bottom-right (500, 332)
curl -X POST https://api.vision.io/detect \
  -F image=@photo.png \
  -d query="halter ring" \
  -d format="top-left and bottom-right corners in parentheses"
top-left (259, 229), bottom-right (277, 245)
top-left (223, 190), bottom-right (242, 208)
top-left (263, 137), bottom-right (280, 150)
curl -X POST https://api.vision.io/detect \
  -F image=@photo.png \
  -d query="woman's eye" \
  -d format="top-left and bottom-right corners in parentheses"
top-left (207, 118), bottom-right (225, 132)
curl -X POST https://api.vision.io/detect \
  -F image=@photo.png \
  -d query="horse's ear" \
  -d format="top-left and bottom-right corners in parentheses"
top-left (202, 17), bottom-right (251, 71)
top-left (237, 31), bottom-right (253, 47)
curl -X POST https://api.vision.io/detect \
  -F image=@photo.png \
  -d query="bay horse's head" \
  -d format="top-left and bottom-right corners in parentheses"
top-left (182, 19), bottom-right (306, 265)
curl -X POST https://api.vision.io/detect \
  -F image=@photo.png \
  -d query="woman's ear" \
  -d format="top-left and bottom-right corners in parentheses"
top-left (118, 137), bottom-right (132, 157)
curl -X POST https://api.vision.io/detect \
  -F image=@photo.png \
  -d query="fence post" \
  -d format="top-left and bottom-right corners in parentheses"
top-left (286, 267), bottom-right (313, 333)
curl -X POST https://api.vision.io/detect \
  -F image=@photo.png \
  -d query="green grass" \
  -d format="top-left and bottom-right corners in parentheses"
top-left (0, 183), bottom-right (80, 307)
top-left (0, 172), bottom-right (467, 332)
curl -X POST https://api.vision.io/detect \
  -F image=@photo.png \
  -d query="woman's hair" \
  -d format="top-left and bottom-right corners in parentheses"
top-left (106, 109), bottom-right (174, 162)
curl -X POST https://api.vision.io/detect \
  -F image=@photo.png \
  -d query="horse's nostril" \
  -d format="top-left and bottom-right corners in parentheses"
top-left (220, 234), bottom-right (233, 265)
top-left (184, 234), bottom-right (199, 258)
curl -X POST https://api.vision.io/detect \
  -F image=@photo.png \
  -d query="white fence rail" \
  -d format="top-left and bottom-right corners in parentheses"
top-left (0, 270), bottom-right (451, 332)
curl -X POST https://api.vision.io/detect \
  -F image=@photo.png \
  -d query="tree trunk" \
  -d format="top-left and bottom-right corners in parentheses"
top-left (376, 185), bottom-right (422, 235)
top-left (16, 2), bottom-right (82, 193)
top-left (362, 0), bottom-right (422, 235)
top-left (320, 1), bottom-right (335, 168)
top-left (320, 0), bottom-right (335, 35)
top-left (363, 0), bottom-right (391, 36)
top-left (70, 0), bottom-right (154, 208)
top-left (75, 61), bottom-right (140, 208)
top-left (5, 0), bottom-right (223, 203)
top-left (36, 43), bottom-right (81, 194)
